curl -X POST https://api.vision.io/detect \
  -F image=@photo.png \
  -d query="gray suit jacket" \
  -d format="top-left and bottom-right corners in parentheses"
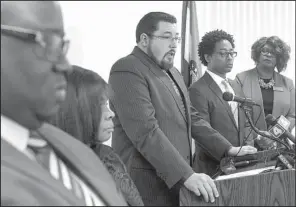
top-left (189, 72), bottom-right (253, 176)
top-left (108, 46), bottom-right (232, 205)
top-left (236, 68), bottom-right (295, 132)
top-left (1, 123), bottom-right (127, 206)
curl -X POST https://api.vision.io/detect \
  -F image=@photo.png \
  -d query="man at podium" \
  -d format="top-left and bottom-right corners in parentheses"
top-left (189, 30), bottom-right (258, 177)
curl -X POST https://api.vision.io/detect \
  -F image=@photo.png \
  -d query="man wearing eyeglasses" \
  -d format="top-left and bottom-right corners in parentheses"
top-left (108, 12), bottom-right (257, 206)
top-left (188, 29), bottom-right (258, 177)
top-left (1, 1), bottom-right (127, 206)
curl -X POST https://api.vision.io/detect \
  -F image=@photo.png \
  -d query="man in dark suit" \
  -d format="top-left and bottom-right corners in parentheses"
top-left (108, 13), bottom-right (257, 206)
top-left (189, 30), bottom-right (258, 177)
top-left (1, 1), bottom-right (126, 205)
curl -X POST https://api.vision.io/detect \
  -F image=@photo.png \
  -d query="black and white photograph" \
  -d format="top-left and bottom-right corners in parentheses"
top-left (1, 1), bottom-right (295, 206)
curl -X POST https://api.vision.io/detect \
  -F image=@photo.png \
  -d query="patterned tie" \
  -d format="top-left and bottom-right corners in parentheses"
top-left (27, 131), bottom-right (105, 206)
top-left (221, 80), bottom-right (239, 127)
top-left (164, 71), bottom-right (187, 117)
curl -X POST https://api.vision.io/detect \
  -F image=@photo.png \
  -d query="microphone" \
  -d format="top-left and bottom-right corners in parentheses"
top-left (233, 160), bottom-right (258, 167)
top-left (276, 154), bottom-right (294, 169)
top-left (222, 92), bottom-right (259, 106)
top-left (265, 114), bottom-right (295, 144)
top-left (242, 107), bottom-right (290, 149)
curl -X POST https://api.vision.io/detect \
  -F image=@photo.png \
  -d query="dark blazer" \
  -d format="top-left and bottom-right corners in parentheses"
top-left (189, 72), bottom-right (253, 176)
top-left (1, 123), bottom-right (127, 206)
top-left (108, 46), bottom-right (232, 206)
top-left (235, 68), bottom-right (295, 136)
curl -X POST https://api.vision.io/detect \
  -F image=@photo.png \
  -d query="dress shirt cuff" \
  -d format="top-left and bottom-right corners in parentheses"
top-left (225, 145), bottom-right (233, 157)
top-left (172, 171), bottom-right (194, 191)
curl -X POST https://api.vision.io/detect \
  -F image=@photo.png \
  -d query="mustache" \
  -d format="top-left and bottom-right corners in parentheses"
top-left (165, 50), bottom-right (176, 56)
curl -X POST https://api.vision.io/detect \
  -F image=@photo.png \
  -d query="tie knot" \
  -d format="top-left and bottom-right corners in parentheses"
top-left (28, 131), bottom-right (47, 149)
top-left (221, 79), bottom-right (231, 92)
top-left (221, 79), bottom-right (228, 85)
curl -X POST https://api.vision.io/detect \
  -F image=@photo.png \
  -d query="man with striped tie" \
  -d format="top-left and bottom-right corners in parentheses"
top-left (1, 1), bottom-right (127, 205)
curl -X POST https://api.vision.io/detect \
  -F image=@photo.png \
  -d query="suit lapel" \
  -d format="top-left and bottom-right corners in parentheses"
top-left (169, 68), bottom-right (190, 121)
top-left (132, 47), bottom-right (187, 123)
top-left (248, 69), bottom-right (267, 130)
top-left (204, 73), bottom-right (238, 129)
top-left (153, 68), bottom-right (187, 122)
top-left (1, 139), bottom-right (84, 205)
top-left (272, 73), bottom-right (287, 118)
top-left (169, 68), bottom-right (192, 152)
top-left (36, 124), bottom-right (124, 206)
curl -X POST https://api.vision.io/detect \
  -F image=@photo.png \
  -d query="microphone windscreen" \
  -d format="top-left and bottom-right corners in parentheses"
top-left (265, 114), bottom-right (277, 125)
top-left (222, 92), bottom-right (234, 102)
top-left (265, 114), bottom-right (276, 123)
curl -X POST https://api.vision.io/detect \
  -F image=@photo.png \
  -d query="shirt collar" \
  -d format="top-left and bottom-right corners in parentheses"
top-left (206, 70), bottom-right (227, 85)
top-left (206, 70), bottom-right (236, 96)
top-left (1, 115), bottom-right (30, 152)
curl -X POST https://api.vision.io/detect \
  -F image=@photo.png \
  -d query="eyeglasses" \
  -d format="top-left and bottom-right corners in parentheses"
top-left (214, 51), bottom-right (238, 58)
top-left (1, 24), bottom-right (70, 62)
top-left (260, 47), bottom-right (276, 56)
top-left (148, 34), bottom-right (182, 44)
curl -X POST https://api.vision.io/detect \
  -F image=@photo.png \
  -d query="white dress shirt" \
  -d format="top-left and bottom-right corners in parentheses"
top-left (1, 114), bottom-right (105, 206)
top-left (1, 115), bottom-right (30, 152)
top-left (206, 70), bottom-right (238, 127)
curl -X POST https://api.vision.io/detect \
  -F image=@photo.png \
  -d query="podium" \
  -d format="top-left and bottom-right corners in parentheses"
top-left (180, 169), bottom-right (295, 206)
top-left (180, 149), bottom-right (295, 206)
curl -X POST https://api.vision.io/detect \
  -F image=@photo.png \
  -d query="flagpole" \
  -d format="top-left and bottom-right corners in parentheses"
top-left (181, 1), bottom-right (190, 88)
top-left (181, 1), bottom-right (202, 88)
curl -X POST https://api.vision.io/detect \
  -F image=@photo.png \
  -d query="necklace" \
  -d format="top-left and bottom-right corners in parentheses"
top-left (258, 77), bottom-right (275, 89)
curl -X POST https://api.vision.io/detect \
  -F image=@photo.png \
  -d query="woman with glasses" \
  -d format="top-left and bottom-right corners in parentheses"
top-left (235, 36), bottom-right (295, 150)
top-left (50, 65), bottom-right (144, 206)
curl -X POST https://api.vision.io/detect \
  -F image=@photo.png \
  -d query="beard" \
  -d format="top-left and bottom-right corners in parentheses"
top-left (147, 46), bottom-right (174, 71)
top-left (36, 112), bottom-right (56, 124)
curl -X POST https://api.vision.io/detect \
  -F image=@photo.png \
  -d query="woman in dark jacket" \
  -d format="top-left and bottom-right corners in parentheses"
top-left (50, 65), bottom-right (144, 206)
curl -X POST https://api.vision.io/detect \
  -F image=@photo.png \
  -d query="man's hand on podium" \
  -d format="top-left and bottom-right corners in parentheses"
top-left (227, 146), bottom-right (258, 156)
top-left (183, 173), bottom-right (219, 203)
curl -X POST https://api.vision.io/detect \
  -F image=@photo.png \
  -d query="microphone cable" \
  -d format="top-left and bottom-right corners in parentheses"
top-left (212, 105), bottom-right (262, 179)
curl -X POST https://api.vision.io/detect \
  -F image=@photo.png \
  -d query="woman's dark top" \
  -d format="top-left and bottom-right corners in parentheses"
top-left (260, 78), bottom-right (274, 121)
top-left (92, 144), bottom-right (144, 206)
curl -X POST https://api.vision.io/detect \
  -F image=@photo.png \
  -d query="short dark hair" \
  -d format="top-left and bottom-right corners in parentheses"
top-left (198, 29), bottom-right (235, 66)
top-left (50, 65), bottom-right (112, 146)
top-left (251, 36), bottom-right (291, 73)
top-left (136, 12), bottom-right (177, 43)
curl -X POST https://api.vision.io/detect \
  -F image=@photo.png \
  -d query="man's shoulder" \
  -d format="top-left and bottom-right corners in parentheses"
top-left (236, 68), bottom-right (255, 78)
top-left (189, 74), bottom-right (208, 90)
top-left (37, 123), bottom-right (96, 158)
top-left (39, 123), bottom-right (77, 142)
top-left (110, 53), bottom-right (146, 74)
top-left (275, 72), bottom-right (294, 86)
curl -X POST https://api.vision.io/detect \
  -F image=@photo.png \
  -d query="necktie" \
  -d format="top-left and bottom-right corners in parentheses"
top-left (27, 132), bottom-right (105, 206)
top-left (164, 71), bottom-right (186, 117)
top-left (221, 80), bottom-right (239, 127)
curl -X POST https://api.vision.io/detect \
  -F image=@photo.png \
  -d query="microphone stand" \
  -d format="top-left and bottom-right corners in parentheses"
top-left (240, 104), bottom-right (295, 170)
top-left (240, 104), bottom-right (291, 150)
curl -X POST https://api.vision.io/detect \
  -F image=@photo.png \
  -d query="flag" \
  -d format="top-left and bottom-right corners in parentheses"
top-left (181, 1), bottom-right (202, 88)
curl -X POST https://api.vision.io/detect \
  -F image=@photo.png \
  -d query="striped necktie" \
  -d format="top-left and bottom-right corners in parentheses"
top-left (221, 80), bottom-right (238, 127)
top-left (27, 132), bottom-right (105, 206)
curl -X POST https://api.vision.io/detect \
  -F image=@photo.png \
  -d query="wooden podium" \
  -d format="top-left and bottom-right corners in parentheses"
top-left (180, 149), bottom-right (295, 206)
top-left (180, 169), bottom-right (295, 206)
